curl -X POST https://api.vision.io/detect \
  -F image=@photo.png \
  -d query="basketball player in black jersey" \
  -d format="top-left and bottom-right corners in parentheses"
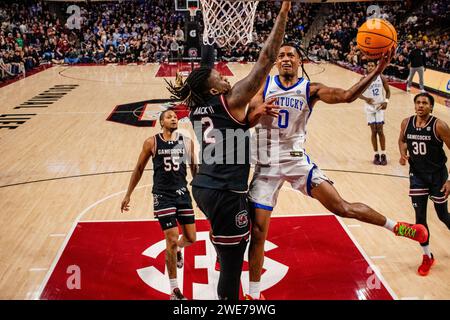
top-left (121, 109), bottom-right (198, 300)
top-left (399, 92), bottom-right (450, 276)
top-left (165, 1), bottom-right (291, 300)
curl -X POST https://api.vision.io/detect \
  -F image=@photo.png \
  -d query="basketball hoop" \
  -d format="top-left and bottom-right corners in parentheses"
top-left (188, 6), bottom-right (198, 21)
top-left (200, 0), bottom-right (259, 48)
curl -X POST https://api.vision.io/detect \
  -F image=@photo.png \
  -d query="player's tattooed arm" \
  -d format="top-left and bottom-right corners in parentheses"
top-left (121, 136), bottom-right (155, 213)
top-left (398, 118), bottom-right (409, 166)
top-left (225, 1), bottom-right (291, 112)
top-left (246, 86), bottom-right (279, 127)
top-left (310, 48), bottom-right (394, 105)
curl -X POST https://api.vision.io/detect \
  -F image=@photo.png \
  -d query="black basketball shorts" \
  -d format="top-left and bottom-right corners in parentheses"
top-left (409, 166), bottom-right (449, 204)
top-left (192, 187), bottom-right (250, 246)
top-left (153, 189), bottom-right (195, 231)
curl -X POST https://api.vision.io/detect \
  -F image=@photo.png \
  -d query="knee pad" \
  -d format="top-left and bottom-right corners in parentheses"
top-left (411, 196), bottom-right (428, 225)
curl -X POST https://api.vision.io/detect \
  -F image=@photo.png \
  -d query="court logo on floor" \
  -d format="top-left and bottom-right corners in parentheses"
top-left (39, 216), bottom-right (394, 300)
top-left (107, 99), bottom-right (189, 127)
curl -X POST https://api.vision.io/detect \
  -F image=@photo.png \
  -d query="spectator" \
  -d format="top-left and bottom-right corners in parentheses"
top-left (64, 47), bottom-right (80, 65)
top-left (407, 41), bottom-right (427, 92)
top-left (174, 25), bottom-right (184, 42)
top-left (104, 46), bottom-right (117, 63)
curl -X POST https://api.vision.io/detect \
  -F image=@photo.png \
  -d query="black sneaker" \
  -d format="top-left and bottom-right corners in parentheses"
top-left (176, 250), bottom-right (183, 269)
top-left (373, 154), bottom-right (380, 165)
top-left (170, 288), bottom-right (187, 300)
top-left (380, 154), bottom-right (387, 165)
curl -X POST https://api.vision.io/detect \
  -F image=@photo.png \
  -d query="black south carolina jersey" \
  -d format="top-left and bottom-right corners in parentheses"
top-left (189, 94), bottom-right (251, 191)
top-left (405, 115), bottom-right (447, 173)
top-left (152, 133), bottom-right (188, 195)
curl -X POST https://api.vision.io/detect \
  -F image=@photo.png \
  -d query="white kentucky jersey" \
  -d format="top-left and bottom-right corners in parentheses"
top-left (362, 75), bottom-right (385, 112)
top-left (253, 75), bottom-right (311, 165)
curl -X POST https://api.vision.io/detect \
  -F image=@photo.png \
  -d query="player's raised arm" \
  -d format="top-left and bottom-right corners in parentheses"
top-left (225, 1), bottom-right (291, 111)
top-left (310, 48), bottom-right (394, 106)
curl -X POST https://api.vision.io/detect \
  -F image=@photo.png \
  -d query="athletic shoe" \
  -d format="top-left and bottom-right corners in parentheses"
top-left (176, 250), bottom-right (183, 269)
top-left (418, 254), bottom-right (435, 276)
top-left (373, 154), bottom-right (381, 165)
top-left (393, 222), bottom-right (428, 243)
top-left (380, 154), bottom-right (387, 165)
top-left (215, 256), bottom-right (220, 271)
top-left (170, 288), bottom-right (187, 300)
top-left (244, 293), bottom-right (266, 300)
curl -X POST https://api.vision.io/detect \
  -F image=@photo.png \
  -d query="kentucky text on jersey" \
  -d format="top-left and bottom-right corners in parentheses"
top-left (406, 134), bottom-right (432, 141)
top-left (274, 96), bottom-right (305, 110)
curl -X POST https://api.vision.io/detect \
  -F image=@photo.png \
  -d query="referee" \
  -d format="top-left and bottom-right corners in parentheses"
top-left (406, 41), bottom-right (427, 93)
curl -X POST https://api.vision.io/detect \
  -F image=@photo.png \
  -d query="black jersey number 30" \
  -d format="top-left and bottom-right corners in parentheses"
top-left (412, 141), bottom-right (427, 155)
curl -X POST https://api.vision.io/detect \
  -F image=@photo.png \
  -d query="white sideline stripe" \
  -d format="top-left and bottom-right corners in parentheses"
top-left (35, 184), bottom-right (151, 300)
top-left (29, 268), bottom-right (48, 272)
top-left (336, 217), bottom-right (399, 300)
top-left (75, 214), bottom-right (332, 223)
top-left (370, 256), bottom-right (386, 260)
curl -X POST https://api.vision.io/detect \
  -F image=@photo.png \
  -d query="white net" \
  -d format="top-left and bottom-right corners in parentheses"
top-left (200, 0), bottom-right (259, 48)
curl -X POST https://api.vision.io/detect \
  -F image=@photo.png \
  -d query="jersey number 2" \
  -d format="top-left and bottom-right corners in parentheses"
top-left (202, 117), bottom-right (216, 144)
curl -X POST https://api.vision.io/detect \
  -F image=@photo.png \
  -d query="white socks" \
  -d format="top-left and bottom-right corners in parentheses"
top-left (422, 245), bottom-right (432, 258)
top-left (249, 281), bottom-right (261, 299)
top-left (170, 278), bottom-right (178, 292)
top-left (383, 218), bottom-right (396, 232)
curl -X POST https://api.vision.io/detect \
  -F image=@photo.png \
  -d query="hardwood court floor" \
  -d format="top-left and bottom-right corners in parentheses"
top-left (0, 62), bottom-right (449, 299)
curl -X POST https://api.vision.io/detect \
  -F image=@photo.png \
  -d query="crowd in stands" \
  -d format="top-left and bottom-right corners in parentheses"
top-left (308, 0), bottom-right (449, 79)
top-left (0, 0), bottom-right (448, 84)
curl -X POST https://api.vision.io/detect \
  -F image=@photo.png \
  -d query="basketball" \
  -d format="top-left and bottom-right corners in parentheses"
top-left (357, 18), bottom-right (398, 59)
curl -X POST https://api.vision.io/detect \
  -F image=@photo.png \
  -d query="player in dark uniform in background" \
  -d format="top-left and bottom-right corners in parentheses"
top-left (399, 92), bottom-right (450, 276)
top-left (121, 109), bottom-right (198, 300)
top-left (166, 1), bottom-right (291, 300)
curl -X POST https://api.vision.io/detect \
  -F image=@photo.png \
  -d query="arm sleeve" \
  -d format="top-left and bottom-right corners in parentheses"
top-left (201, 43), bottom-right (215, 68)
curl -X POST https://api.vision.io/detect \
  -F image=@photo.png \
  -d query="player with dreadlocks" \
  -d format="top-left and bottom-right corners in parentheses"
top-left (165, 1), bottom-right (291, 300)
top-left (245, 43), bottom-right (429, 300)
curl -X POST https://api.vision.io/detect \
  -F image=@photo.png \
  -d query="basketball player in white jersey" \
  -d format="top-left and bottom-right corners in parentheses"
top-left (359, 61), bottom-right (391, 165)
top-left (244, 44), bottom-right (428, 300)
